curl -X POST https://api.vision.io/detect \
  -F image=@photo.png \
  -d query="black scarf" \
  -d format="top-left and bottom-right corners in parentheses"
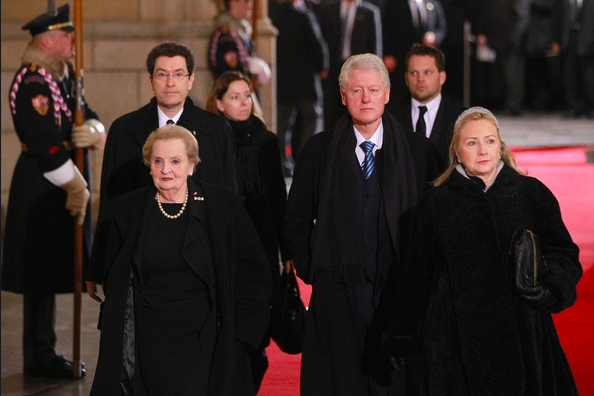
top-left (310, 113), bottom-right (418, 283)
top-left (228, 115), bottom-right (267, 197)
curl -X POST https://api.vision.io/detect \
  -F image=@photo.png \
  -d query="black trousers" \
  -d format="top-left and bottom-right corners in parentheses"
top-left (23, 293), bottom-right (57, 367)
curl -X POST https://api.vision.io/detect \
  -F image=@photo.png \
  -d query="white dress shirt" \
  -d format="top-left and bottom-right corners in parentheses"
top-left (157, 107), bottom-right (184, 128)
top-left (353, 122), bottom-right (384, 166)
top-left (411, 94), bottom-right (441, 138)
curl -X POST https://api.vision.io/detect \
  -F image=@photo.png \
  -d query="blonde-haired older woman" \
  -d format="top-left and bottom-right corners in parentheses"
top-left (384, 107), bottom-right (582, 395)
top-left (88, 124), bottom-right (271, 396)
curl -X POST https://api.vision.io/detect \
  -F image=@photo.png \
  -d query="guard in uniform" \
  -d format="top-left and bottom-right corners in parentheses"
top-left (1, 4), bottom-right (105, 379)
top-left (209, 0), bottom-right (271, 85)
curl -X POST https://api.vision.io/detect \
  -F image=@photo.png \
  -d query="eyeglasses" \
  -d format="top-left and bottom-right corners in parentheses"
top-left (152, 72), bottom-right (191, 81)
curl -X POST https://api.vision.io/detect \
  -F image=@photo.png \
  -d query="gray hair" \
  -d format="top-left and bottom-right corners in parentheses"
top-left (339, 53), bottom-right (390, 91)
top-left (142, 124), bottom-right (200, 167)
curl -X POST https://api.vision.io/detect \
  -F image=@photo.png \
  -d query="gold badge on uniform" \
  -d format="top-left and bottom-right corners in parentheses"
top-left (31, 94), bottom-right (49, 116)
top-left (224, 51), bottom-right (239, 69)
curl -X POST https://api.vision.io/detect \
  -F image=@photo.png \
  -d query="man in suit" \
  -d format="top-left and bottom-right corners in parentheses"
top-left (317, 0), bottom-right (382, 129)
top-left (382, 0), bottom-right (447, 105)
top-left (559, 0), bottom-right (594, 118)
top-left (86, 42), bottom-right (237, 295)
top-left (273, 0), bottom-right (329, 176)
top-left (285, 53), bottom-right (441, 395)
top-left (390, 43), bottom-right (464, 164)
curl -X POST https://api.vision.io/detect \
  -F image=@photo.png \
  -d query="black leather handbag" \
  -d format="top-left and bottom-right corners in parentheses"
top-left (509, 228), bottom-right (551, 305)
top-left (270, 269), bottom-right (306, 354)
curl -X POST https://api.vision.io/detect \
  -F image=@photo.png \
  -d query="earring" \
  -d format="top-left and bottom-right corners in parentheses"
top-left (456, 157), bottom-right (461, 164)
top-left (149, 171), bottom-right (152, 175)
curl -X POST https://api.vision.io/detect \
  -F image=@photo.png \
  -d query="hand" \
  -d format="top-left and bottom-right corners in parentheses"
top-left (383, 55), bottom-right (397, 72)
top-left (72, 119), bottom-right (106, 149)
top-left (423, 31), bottom-right (436, 47)
top-left (247, 56), bottom-right (271, 85)
top-left (66, 187), bottom-right (90, 225)
top-left (86, 281), bottom-right (104, 303)
top-left (477, 34), bottom-right (488, 46)
top-left (283, 260), bottom-right (294, 274)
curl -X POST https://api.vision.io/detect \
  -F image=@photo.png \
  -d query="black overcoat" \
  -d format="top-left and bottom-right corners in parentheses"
top-left (90, 179), bottom-right (271, 395)
top-left (98, 96), bottom-right (236, 205)
top-left (386, 165), bottom-right (582, 395)
top-left (285, 113), bottom-right (441, 394)
top-left (229, 115), bottom-right (290, 300)
top-left (87, 97), bottom-right (237, 283)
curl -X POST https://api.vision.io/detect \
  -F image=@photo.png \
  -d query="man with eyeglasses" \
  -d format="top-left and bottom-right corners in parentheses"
top-left (390, 43), bottom-right (463, 164)
top-left (86, 42), bottom-right (237, 300)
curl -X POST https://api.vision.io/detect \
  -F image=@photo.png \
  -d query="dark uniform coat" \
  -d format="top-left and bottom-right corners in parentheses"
top-left (385, 165), bottom-right (582, 395)
top-left (2, 44), bottom-right (98, 294)
top-left (208, 11), bottom-right (253, 78)
top-left (90, 179), bottom-right (271, 396)
top-left (285, 113), bottom-right (442, 394)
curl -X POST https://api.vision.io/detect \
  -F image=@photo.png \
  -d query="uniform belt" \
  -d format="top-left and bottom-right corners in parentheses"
top-left (21, 141), bottom-right (74, 152)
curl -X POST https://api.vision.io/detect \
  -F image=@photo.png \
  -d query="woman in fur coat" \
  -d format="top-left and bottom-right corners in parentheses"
top-left (384, 106), bottom-right (582, 395)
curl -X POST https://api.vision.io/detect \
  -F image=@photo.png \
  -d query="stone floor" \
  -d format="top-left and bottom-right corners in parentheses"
top-left (1, 111), bottom-right (593, 396)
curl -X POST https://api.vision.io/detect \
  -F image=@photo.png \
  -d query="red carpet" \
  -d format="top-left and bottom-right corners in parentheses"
top-left (258, 146), bottom-right (594, 395)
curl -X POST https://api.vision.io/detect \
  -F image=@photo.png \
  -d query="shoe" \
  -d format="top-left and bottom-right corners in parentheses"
top-left (24, 354), bottom-right (86, 379)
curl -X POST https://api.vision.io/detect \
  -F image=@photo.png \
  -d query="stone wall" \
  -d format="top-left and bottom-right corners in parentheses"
top-left (0, 0), bottom-right (277, 236)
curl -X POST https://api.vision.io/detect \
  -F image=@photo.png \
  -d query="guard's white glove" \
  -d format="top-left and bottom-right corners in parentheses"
top-left (72, 119), bottom-right (106, 150)
top-left (43, 159), bottom-right (90, 225)
top-left (247, 56), bottom-right (271, 85)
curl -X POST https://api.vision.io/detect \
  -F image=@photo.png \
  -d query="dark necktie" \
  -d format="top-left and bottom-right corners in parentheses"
top-left (166, 119), bottom-right (175, 125)
top-left (360, 141), bottom-right (376, 180)
top-left (416, 105), bottom-right (427, 136)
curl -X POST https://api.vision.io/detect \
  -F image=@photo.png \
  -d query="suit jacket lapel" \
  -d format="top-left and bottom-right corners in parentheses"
top-left (129, 188), bottom-right (155, 286)
top-left (180, 180), bottom-right (214, 286)
top-left (134, 98), bottom-right (159, 149)
top-left (430, 99), bottom-right (446, 145)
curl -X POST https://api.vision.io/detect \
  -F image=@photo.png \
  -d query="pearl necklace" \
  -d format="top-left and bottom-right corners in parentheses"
top-left (156, 188), bottom-right (188, 219)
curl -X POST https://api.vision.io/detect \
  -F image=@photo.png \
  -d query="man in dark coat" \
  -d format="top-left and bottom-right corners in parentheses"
top-left (273, 0), bottom-right (329, 175)
top-left (382, 0), bottom-right (447, 105)
top-left (317, 0), bottom-right (382, 129)
top-left (285, 53), bottom-right (441, 395)
top-left (86, 42), bottom-right (237, 289)
top-left (474, 0), bottom-right (530, 115)
top-left (390, 43), bottom-right (464, 164)
top-left (558, 0), bottom-right (594, 118)
top-left (1, 4), bottom-right (105, 379)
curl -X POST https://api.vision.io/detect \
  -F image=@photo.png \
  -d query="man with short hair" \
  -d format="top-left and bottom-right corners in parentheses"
top-left (86, 42), bottom-right (236, 297)
top-left (285, 53), bottom-right (441, 395)
top-left (2, 4), bottom-right (105, 379)
top-left (391, 43), bottom-right (464, 163)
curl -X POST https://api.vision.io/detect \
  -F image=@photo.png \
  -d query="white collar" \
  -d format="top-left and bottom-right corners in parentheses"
top-left (411, 93), bottom-right (441, 116)
top-left (157, 107), bottom-right (184, 128)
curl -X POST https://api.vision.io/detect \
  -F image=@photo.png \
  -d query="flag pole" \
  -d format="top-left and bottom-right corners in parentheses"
top-left (72, 0), bottom-right (84, 379)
